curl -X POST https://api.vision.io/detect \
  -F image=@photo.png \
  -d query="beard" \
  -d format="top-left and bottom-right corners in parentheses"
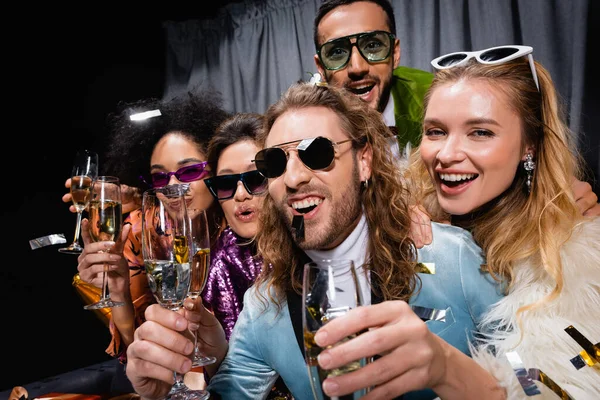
top-left (275, 162), bottom-right (363, 250)
top-left (323, 68), bottom-right (393, 113)
top-left (377, 72), bottom-right (393, 113)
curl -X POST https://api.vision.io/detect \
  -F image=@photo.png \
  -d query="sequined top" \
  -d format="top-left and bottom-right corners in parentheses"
top-left (202, 227), bottom-right (263, 341)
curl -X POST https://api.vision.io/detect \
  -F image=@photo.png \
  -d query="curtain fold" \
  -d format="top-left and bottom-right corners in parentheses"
top-left (163, 0), bottom-right (589, 136)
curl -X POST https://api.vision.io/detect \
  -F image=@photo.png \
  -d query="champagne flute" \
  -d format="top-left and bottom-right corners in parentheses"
top-left (303, 259), bottom-right (367, 400)
top-left (141, 185), bottom-right (209, 400)
top-left (84, 176), bottom-right (125, 310)
top-left (59, 149), bottom-right (99, 254)
top-left (187, 209), bottom-right (216, 367)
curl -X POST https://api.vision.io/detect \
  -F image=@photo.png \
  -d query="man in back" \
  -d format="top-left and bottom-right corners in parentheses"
top-left (313, 0), bottom-right (432, 152)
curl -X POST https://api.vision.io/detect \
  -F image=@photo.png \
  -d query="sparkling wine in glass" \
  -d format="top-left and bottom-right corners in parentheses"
top-left (84, 176), bottom-right (125, 310)
top-left (303, 259), bottom-right (368, 400)
top-left (187, 209), bottom-right (216, 367)
top-left (142, 185), bottom-right (209, 400)
top-left (59, 149), bottom-right (98, 254)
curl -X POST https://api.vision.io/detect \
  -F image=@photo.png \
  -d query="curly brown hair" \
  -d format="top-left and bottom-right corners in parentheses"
top-left (254, 82), bottom-right (418, 308)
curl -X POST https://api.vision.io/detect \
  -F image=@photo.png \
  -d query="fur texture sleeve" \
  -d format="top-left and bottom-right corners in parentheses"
top-left (470, 217), bottom-right (600, 399)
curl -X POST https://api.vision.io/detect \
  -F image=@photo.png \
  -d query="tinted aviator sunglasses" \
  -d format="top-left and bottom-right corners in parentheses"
top-left (317, 30), bottom-right (395, 70)
top-left (431, 45), bottom-right (539, 91)
top-left (252, 136), bottom-right (352, 179)
top-left (204, 170), bottom-right (267, 200)
top-left (142, 162), bottom-right (210, 188)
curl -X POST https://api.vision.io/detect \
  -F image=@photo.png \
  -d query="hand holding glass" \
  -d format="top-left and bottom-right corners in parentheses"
top-left (141, 185), bottom-right (209, 400)
top-left (59, 149), bottom-right (98, 254)
top-left (303, 259), bottom-right (367, 400)
top-left (84, 176), bottom-right (125, 310)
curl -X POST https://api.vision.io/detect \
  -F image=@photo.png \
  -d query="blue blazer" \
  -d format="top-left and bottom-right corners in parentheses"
top-left (208, 223), bottom-right (504, 399)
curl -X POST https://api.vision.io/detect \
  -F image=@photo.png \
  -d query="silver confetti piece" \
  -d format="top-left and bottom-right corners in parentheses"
top-left (29, 233), bottom-right (67, 250)
top-left (411, 305), bottom-right (446, 322)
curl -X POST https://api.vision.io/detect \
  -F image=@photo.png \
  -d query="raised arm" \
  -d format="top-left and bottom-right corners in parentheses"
top-left (77, 219), bottom-right (137, 348)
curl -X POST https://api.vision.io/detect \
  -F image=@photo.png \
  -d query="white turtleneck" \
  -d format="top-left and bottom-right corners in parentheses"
top-left (304, 212), bottom-right (372, 306)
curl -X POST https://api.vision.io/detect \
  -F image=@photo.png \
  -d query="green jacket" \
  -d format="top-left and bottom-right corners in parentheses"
top-left (390, 66), bottom-right (434, 148)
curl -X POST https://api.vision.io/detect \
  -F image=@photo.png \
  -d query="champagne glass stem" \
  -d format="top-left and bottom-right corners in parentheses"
top-left (171, 372), bottom-right (187, 391)
top-left (72, 211), bottom-right (83, 246)
top-left (191, 327), bottom-right (201, 362)
top-left (100, 263), bottom-right (109, 300)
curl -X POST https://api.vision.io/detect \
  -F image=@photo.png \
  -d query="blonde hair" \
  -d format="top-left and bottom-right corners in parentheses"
top-left (409, 56), bottom-right (585, 317)
top-left (255, 82), bottom-right (418, 308)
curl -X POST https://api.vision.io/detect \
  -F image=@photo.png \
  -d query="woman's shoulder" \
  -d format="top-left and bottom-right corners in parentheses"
top-left (211, 227), bottom-right (241, 261)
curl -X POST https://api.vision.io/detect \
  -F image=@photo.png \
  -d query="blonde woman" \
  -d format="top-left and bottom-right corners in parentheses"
top-left (412, 45), bottom-right (599, 399)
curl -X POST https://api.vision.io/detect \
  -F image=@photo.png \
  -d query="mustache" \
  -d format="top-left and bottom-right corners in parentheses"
top-left (343, 74), bottom-right (380, 85)
top-left (282, 186), bottom-right (330, 203)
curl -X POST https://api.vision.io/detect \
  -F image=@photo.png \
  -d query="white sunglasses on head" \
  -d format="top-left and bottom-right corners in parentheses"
top-left (431, 45), bottom-right (539, 91)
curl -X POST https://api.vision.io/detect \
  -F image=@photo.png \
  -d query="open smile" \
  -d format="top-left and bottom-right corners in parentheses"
top-left (438, 172), bottom-right (479, 195)
top-left (291, 196), bottom-right (323, 217)
top-left (346, 81), bottom-right (376, 102)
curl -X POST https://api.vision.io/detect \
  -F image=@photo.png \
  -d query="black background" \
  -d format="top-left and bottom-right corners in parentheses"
top-left (2, 5), bottom-right (237, 391)
top-left (3, 2), bottom-right (599, 393)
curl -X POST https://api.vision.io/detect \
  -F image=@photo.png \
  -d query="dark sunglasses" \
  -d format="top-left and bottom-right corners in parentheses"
top-left (431, 45), bottom-right (539, 91)
top-left (204, 170), bottom-right (267, 200)
top-left (317, 30), bottom-right (395, 71)
top-left (144, 162), bottom-right (209, 188)
top-left (252, 136), bottom-right (352, 179)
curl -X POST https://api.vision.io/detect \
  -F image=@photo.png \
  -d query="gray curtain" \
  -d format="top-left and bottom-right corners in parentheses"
top-left (163, 0), bottom-right (597, 182)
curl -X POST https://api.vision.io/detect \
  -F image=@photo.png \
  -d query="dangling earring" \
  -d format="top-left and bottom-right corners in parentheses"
top-left (523, 153), bottom-right (535, 193)
top-left (362, 179), bottom-right (369, 190)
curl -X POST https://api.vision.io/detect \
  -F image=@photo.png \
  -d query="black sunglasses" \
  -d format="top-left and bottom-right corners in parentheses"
top-left (317, 30), bottom-right (395, 71)
top-left (140, 162), bottom-right (210, 188)
top-left (252, 136), bottom-right (352, 179)
top-left (204, 170), bottom-right (267, 200)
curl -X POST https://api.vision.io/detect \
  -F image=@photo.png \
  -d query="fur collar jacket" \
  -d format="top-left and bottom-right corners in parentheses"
top-left (472, 217), bottom-right (600, 399)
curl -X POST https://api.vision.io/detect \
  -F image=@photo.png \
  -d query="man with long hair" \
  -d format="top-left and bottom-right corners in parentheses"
top-left (125, 82), bottom-right (505, 400)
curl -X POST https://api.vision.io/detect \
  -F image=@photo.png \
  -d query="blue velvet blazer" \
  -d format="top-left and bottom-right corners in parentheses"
top-left (208, 223), bottom-right (504, 399)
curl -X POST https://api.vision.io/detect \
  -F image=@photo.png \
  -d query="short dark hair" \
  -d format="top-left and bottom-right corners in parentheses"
top-left (313, 0), bottom-right (397, 49)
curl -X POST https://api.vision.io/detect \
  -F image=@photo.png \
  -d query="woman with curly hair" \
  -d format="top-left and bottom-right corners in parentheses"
top-left (69, 86), bottom-right (230, 363)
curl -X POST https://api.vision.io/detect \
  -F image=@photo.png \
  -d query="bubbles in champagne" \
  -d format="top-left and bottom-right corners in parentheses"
top-left (88, 200), bottom-right (122, 242)
top-left (71, 175), bottom-right (93, 212)
top-left (174, 235), bottom-right (190, 263)
top-left (189, 248), bottom-right (210, 298)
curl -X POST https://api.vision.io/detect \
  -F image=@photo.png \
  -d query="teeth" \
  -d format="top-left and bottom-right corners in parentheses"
top-left (439, 173), bottom-right (476, 182)
top-left (292, 198), bottom-right (323, 210)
